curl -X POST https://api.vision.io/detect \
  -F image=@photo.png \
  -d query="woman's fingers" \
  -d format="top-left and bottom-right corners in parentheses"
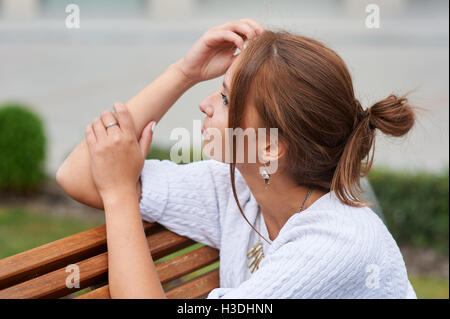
top-left (239, 18), bottom-right (265, 35)
top-left (100, 110), bottom-right (120, 135)
top-left (112, 102), bottom-right (136, 136)
top-left (204, 18), bottom-right (266, 52)
top-left (92, 117), bottom-right (107, 141)
top-left (219, 20), bottom-right (257, 41)
top-left (85, 123), bottom-right (96, 146)
top-left (139, 121), bottom-right (155, 158)
top-left (216, 18), bottom-right (265, 40)
top-left (205, 29), bottom-right (245, 50)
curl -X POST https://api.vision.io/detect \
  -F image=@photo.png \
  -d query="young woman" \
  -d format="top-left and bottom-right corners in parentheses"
top-left (56, 18), bottom-right (419, 298)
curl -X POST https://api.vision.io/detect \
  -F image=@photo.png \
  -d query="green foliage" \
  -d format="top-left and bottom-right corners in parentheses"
top-left (0, 103), bottom-right (47, 192)
top-left (146, 144), bottom-right (199, 163)
top-left (368, 167), bottom-right (449, 255)
top-left (146, 144), bottom-right (172, 161)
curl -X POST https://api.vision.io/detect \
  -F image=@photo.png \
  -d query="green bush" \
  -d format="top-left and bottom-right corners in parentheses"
top-left (368, 167), bottom-right (449, 255)
top-left (0, 103), bottom-right (47, 192)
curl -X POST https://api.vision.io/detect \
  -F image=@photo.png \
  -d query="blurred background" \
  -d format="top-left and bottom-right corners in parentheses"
top-left (0, 0), bottom-right (448, 298)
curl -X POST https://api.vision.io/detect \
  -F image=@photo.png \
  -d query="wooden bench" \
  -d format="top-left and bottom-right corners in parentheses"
top-left (0, 221), bottom-right (220, 299)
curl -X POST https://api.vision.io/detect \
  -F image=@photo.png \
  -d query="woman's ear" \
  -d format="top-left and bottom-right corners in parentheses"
top-left (258, 136), bottom-right (285, 175)
top-left (259, 134), bottom-right (286, 161)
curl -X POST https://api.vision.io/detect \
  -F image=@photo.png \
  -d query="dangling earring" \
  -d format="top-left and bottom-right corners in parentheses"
top-left (260, 161), bottom-right (270, 189)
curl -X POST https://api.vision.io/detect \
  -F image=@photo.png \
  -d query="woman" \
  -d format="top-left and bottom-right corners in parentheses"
top-left (57, 18), bottom-right (419, 298)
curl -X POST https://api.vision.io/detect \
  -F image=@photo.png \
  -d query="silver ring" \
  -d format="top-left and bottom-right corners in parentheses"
top-left (105, 122), bottom-right (119, 129)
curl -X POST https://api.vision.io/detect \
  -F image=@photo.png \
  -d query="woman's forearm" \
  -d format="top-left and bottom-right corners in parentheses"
top-left (56, 60), bottom-right (197, 209)
top-left (102, 189), bottom-right (166, 299)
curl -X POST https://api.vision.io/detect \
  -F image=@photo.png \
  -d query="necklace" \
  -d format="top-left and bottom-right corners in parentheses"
top-left (247, 186), bottom-right (313, 273)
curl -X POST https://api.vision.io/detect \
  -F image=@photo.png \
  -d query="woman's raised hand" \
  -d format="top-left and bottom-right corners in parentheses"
top-left (176, 18), bottom-right (265, 84)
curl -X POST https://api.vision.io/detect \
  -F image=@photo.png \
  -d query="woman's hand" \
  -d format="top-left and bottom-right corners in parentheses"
top-left (177, 18), bottom-right (265, 83)
top-left (85, 102), bottom-right (155, 202)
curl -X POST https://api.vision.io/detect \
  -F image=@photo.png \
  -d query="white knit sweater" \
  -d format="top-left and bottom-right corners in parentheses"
top-left (139, 159), bottom-right (417, 299)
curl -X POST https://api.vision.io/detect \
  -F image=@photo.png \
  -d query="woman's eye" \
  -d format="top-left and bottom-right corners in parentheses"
top-left (221, 93), bottom-right (229, 106)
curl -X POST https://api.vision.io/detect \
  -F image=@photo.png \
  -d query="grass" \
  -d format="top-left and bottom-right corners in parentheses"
top-left (0, 206), bottom-right (102, 259)
top-left (409, 275), bottom-right (449, 299)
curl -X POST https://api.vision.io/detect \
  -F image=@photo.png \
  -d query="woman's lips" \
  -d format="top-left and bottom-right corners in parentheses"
top-left (202, 121), bottom-right (208, 135)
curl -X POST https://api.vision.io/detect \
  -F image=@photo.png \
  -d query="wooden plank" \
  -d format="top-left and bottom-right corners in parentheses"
top-left (157, 245), bottom-right (219, 283)
top-left (75, 285), bottom-right (109, 299)
top-left (165, 269), bottom-right (220, 299)
top-left (0, 221), bottom-right (157, 290)
top-left (0, 229), bottom-right (195, 299)
top-left (76, 245), bottom-right (220, 299)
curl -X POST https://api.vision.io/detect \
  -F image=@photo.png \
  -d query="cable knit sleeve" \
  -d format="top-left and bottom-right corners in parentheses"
top-left (138, 159), bottom-right (231, 250)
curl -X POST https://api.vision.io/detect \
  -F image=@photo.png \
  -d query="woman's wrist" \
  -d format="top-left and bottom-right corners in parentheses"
top-left (101, 185), bottom-right (138, 210)
top-left (169, 59), bottom-right (199, 90)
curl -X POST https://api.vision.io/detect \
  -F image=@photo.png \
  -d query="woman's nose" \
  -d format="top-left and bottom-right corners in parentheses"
top-left (199, 97), bottom-right (214, 117)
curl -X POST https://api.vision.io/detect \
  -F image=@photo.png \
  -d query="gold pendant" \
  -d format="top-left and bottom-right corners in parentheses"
top-left (247, 241), bottom-right (264, 273)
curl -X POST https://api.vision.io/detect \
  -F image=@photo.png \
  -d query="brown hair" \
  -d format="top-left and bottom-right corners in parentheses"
top-left (227, 30), bottom-right (425, 238)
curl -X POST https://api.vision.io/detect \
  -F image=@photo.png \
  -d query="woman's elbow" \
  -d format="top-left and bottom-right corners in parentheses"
top-left (56, 164), bottom-right (77, 199)
top-left (56, 164), bottom-right (69, 192)
top-left (55, 164), bottom-right (103, 210)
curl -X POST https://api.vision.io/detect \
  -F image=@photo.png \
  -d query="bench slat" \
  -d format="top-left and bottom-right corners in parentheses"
top-left (0, 229), bottom-right (195, 298)
top-left (157, 245), bottom-right (219, 283)
top-left (75, 285), bottom-right (109, 299)
top-left (76, 245), bottom-right (219, 299)
top-left (165, 269), bottom-right (220, 299)
top-left (0, 222), bottom-right (157, 290)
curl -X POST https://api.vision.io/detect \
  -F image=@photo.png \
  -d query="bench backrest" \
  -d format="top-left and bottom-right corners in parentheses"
top-left (0, 221), bottom-right (220, 298)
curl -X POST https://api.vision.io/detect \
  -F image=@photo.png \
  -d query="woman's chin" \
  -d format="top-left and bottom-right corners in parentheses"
top-left (201, 140), bottom-right (224, 163)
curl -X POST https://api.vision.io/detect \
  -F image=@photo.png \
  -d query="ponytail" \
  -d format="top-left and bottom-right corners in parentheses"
top-left (331, 92), bottom-right (422, 207)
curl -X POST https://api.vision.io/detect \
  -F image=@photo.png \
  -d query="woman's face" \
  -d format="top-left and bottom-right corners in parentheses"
top-left (199, 55), bottom-right (238, 163)
top-left (199, 55), bottom-right (279, 170)
top-left (199, 54), bottom-right (267, 165)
